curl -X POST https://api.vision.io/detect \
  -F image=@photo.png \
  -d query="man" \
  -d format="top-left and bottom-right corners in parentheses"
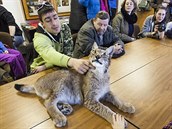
top-left (0, 5), bottom-right (24, 49)
top-left (73, 11), bottom-right (125, 59)
top-left (31, 2), bottom-right (92, 74)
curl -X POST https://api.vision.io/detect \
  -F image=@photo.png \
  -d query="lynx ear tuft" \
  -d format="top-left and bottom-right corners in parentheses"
top-left (14, 84), bottom-right (25, 91)
top-left (92, 42), bottom-right (98, 49)
top-left (106, 46), bottom-right (114, 57)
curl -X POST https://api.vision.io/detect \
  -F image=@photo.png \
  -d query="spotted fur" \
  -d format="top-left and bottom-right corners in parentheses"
top-left (14, 43), bottom-right (135, 127)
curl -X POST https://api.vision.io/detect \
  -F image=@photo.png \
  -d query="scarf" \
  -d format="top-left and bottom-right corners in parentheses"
top-left (121, 8), bottom-right (137, 24)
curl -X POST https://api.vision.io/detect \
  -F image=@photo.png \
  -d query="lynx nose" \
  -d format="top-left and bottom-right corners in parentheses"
top-left (96, 55), bottom-right (100, 59)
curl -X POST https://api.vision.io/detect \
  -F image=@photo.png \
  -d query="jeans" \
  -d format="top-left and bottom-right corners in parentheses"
top-left (13, 36), bottom-right (24, 49)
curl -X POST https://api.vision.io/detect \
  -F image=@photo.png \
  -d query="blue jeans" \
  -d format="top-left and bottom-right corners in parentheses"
top-left (13, 36), bottom-right (24, 49)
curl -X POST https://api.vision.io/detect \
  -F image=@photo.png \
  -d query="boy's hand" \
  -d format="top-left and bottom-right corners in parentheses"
top-left (68, 58), bottom-right (94, 74)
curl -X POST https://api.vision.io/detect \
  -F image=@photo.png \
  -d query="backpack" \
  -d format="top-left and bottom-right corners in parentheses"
top-left (138, 0), bottom-right (151, 11)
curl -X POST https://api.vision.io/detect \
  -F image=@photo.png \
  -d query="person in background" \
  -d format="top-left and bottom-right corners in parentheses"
top-left (0, 5), bottom-right (24, 49)
top-left (73, 11), bottom-right (125, 59)
top-left (0, 41), bottom-right (27, 80)
top-left (79, 0), bottom-right (117, 24)
top-left (112, 0), bottom-right (138, 43)
top-left (69, 0), bottom-right (87, 34)
top-left (165, 21), bottom-right (172, 38)
top-left (31, 2), bottom-right (93, 74)
top-left (150, 0), bottom-right (172, 22)
top-left (108, 0), bottom-right (118, 24)
top-left (138, 5), bottom-right (167, 39)
top-left (161, 0), bottom-right (172, 22)
top-left (150, 0), bottom-right (163, 11)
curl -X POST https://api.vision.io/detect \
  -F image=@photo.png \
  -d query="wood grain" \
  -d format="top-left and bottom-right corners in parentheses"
top-left (0, 38), bottom-right (171, 129)
top-left (110, 53), bottom-right (172, 129)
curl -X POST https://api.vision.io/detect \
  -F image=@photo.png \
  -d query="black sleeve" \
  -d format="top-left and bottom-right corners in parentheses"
top-left (0, 6), bottom-right (16, 26)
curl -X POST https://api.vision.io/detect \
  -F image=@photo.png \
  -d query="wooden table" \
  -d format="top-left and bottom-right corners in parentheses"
top-left (0, 38), bottom-right (172, 129)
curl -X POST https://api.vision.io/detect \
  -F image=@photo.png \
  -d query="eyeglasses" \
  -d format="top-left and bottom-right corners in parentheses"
top-left (37, 2), bottom-right (53, 11)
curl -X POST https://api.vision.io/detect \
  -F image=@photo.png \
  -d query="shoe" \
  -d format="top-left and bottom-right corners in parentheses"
top-left (2, 72), bottom-right (14, 83)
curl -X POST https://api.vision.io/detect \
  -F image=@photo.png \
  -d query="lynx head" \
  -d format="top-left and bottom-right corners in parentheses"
top-left (89, 42), bottom-right (114, 72)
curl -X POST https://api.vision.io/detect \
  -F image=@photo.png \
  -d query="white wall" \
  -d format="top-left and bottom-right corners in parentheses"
top-left (1, 0), bottom-right (142, 27)
top-left (2, 0), bottom-right (26, 28)
top-left (118, 0), bottom-right (124, 11)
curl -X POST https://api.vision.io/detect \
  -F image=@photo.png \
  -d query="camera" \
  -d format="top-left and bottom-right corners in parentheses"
top-left (156, 23), bottom-right (166, 32)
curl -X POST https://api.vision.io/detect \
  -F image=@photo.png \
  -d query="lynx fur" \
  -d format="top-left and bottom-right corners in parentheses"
top-left (14, 43), bottom-right (135, 127)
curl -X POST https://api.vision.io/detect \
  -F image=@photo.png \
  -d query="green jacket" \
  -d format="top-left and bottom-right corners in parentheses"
top-left (31, 23), bottom-right (74, 70)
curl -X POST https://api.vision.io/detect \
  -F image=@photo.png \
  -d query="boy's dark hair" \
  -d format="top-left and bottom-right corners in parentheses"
top-left (94, 11), bottom-right (110, 21)
top-left (37, 2), bottom-right (55, 22)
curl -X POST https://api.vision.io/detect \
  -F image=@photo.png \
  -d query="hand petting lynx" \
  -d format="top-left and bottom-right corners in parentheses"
top-left (14, 43), bottom-right (135, 128)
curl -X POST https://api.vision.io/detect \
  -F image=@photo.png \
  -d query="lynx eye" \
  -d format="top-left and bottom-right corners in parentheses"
top-left (91, 49), bottom-right (96, 54)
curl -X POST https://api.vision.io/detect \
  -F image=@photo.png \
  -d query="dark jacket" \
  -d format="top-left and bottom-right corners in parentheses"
top-left (0, 5), bottom-right (22, 36)
top-left (73, 20), bottom-right (125, 58)
top-left (69, 0), bottom-right (87, 33)
top-left (79, 0), bottom-right (117, 20)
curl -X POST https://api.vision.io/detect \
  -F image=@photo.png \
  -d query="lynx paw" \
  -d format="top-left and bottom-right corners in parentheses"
top-left (53, 114), bottom-right (67, 127)
top-left (57, 103), bottom-right (73, 115)
top-left (124, 119), bottom-right (128, 128)
top-left (121, 103), bottom-right (135, 113)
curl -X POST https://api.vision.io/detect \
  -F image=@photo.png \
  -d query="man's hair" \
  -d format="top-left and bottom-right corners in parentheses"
top-left (37, 2), bottom-right (55, 22)
top-left (94, 11), bottom-right (110, 21)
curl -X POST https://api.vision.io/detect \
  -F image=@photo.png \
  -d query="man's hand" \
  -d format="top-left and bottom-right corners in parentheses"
top-left (68, 58), bottom-right (94, 74)
top-left (113, 44), bottom-right (123, 54)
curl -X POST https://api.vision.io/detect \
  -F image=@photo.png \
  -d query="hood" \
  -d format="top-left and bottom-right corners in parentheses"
top-left (36, 23), bottom-right (57, 42)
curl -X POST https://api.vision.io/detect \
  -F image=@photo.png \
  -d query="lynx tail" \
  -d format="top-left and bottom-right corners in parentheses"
top-left (14, 84), bottom-right (36, 94)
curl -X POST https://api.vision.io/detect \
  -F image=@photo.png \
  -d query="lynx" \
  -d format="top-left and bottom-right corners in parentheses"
top-left (14, 43), bottom-right (135, 127)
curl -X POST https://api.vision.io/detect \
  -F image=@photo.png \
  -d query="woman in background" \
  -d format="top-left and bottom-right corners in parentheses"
top-left (138, 5), bottom-right (167, 39)
top-left (112, 0), bottom-right (138, 43)
top-left (165, 21), bottom-right (172, 38)
top-left (150, 0), bottom-right (172, 22)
